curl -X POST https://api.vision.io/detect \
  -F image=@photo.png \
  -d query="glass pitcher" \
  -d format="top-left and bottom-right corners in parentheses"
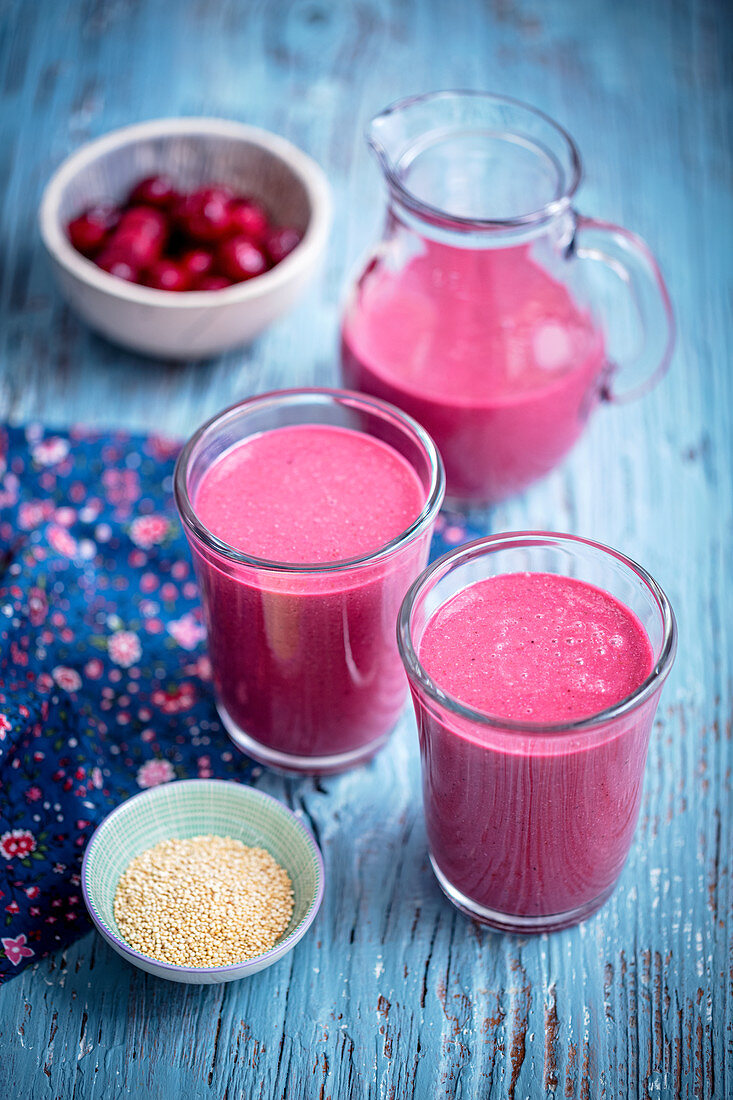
top-left (340, 91), bottom-right (674, 506)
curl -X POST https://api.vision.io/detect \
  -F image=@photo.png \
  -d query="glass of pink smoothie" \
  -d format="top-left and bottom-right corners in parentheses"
top-left (175, 388), bottom-right (444, 775)
top-left (342, 92), bottom-right (675, 505)
top-left (398, 533), bottom-right (677, 932)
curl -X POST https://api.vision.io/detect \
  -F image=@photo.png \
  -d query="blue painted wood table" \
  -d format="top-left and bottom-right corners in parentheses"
top-left (0, 1), bottom-right (730, 1097)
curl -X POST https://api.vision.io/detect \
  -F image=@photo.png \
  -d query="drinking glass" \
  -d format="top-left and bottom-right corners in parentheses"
top-left (398, 532), bottom-right (677, 931)
top-left (175, 388), bottom-right (444, 775)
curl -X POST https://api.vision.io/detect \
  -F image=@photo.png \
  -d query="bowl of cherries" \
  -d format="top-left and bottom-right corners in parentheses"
top-left (39, 118), bottom-right (332, 358)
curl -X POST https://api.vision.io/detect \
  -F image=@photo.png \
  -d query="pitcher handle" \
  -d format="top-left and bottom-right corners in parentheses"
top-left (572, 215), bottom-right (675, 404)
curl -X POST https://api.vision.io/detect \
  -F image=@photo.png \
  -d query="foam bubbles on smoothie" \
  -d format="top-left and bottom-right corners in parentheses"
top-left (418, 572), bottom-right (654, 723)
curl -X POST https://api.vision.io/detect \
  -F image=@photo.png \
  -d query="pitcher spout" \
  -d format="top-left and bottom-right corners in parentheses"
top-left (367, 94), bottom-right (424, 178)
top-left (367, 91), bottom-right (462, 182)
top-left (366, 90), bottom-right (581, 229)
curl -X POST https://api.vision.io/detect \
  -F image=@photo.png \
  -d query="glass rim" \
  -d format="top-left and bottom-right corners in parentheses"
top-left (397, 531), bottom-right (677, 735)
top-left (174, 387), bottom-right (445, 573)
top-left (369, 89), bottom-right (583, 230)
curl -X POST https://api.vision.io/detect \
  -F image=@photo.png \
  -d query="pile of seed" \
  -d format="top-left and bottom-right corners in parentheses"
top-left (113, 835), bottom-right (294, 967)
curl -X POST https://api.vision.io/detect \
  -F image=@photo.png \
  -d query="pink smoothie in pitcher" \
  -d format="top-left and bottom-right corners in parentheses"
top-left (342, 241), bottom-right (607, 503)
top-left (416, 572), bottom-right (655, 921)
top-left (192, 423), bottom-right (428, 768)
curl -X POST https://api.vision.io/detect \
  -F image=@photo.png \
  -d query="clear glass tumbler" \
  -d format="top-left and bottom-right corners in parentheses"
top-left (175, 388), bottom-right (444, 775)
top-left (398, 532), bottom-right (677, 932)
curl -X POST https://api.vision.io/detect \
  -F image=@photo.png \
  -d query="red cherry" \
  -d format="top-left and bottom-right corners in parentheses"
top-left (195, 274), bottom-right (233, 291)
top-left (117, 206), bottom-right (168, 239)
top-left (67, 205), bottom-right (120, 257)
top-left (226, 198), bottom-right (269, 242)
top-left (111, 229), bottom-right (162, 269)
top-left (95, 249), bottom-right (139, 283)
top-left (128, 174), bottom-right (179, 210)
top-left (266, 226), bottom-right (302, 265)
top-left (143, 259), bottom-right (192, 292)
top-left (180, 248), bottom-right (215, 280)
top-left (217, 236), bottom-right (270, 282)
top-left (175, 187), bottom-right (233, 242)
top-left (196, 184), bottom-right (234, 204)
top-left (107, 206), bottom-right (167, 267)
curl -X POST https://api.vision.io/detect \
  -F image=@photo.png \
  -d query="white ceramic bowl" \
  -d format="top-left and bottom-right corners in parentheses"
top-left (39, 118), bottom-right (332, 358)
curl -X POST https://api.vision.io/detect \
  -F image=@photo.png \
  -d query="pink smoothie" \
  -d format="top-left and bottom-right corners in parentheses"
top-left (194, 424), bottom-right (424, 563)
top-left (414, 572), bottom-right (656, 923)
top-left (191, 424), bottom-right (428, 768)
top-left (342, 241), bottom-right (606, 503)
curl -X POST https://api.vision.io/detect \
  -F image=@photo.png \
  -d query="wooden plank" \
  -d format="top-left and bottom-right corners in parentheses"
top-left (0, 0), bottom-right (730, 1097)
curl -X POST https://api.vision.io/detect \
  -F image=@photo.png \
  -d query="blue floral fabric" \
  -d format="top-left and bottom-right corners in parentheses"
top-left (0, 423), bottom-right (478, 981)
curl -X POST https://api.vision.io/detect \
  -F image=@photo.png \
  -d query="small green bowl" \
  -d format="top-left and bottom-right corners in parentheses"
top-left (81, 779), bottom-right (324, 984)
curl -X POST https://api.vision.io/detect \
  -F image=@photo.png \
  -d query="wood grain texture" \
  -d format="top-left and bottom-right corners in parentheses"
top-left (0, 0), bottom-right (730, 1097)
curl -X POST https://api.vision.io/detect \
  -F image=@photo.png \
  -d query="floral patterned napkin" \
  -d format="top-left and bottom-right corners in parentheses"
top-left (0, 423), bottom-right (477, 981)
